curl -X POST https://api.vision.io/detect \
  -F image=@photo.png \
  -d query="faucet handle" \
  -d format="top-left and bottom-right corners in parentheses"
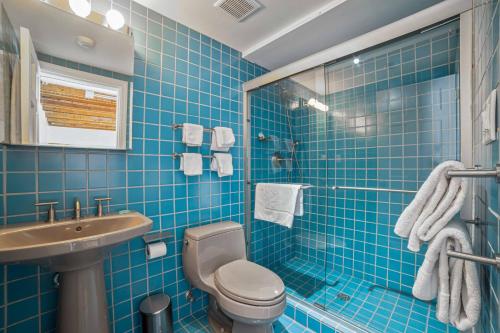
top-left (35, 201), bottom-right (58, 223)
top-left (95, 197), bottom-right (112, 217)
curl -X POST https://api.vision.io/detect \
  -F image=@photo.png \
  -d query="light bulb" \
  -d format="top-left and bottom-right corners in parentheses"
top-left (106, 9), bottom-right (125, 30)
top-left (69, 0), bottom-right (91, 18)
top-left (353, 57), bottom-right (360, 65)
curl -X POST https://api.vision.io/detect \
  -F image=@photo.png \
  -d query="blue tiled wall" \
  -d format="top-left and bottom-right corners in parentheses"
top-left (472, 0), bottom-right (499, 332)
top-left (0, 1), bottom-right (266, 332)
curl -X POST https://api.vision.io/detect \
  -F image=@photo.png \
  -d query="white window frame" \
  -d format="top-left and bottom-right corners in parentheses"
top-left (38, 61), bottom-right (129, 149)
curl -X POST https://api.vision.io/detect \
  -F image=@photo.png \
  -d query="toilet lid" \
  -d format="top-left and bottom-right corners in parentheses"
top-left (214, 260), bottom-right (285, 303)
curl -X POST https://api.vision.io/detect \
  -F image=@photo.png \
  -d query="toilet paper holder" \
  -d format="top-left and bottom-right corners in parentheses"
top-left (142, 231), bottom-right (174, 244)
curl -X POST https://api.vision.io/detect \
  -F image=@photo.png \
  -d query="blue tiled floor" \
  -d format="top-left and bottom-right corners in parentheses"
top-left (273, 257), bottom-right (458, 333)
top-left (175, 310), bottom-right (315, 333)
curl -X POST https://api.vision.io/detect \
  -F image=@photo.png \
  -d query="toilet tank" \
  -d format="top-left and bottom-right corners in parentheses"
top-left (182, 222), bottom-right (246, 291)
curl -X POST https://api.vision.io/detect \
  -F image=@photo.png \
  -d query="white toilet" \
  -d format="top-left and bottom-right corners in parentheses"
top-left (182, 222), bottom-right (286, 333)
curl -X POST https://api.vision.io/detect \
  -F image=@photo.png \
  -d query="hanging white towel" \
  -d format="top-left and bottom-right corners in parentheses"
top-left (210, 153), bottom-right (233, 177)
top-left (412, 220), bottom-right (480, 331)
top-left (179, 153), bottom-right (203, 176)
top-left (254, 183), bottom-right (303, 228)
top-left (394, 160), bottom-right (468, 252)
top-left (182, 123), bottom-right (204, 147)
top-left (211, 127), bottom-right (235, 151)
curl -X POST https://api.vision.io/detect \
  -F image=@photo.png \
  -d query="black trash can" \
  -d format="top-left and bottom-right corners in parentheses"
top-left (139, 294), bottom-right (173, 333)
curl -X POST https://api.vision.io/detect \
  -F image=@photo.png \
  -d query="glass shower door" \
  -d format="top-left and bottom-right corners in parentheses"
top-left (321, 20), bottom-right (461, 332)
top-left (248, 65), bottom-right (330, 311)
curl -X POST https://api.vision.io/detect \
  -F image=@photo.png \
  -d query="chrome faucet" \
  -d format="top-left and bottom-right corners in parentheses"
top-left (95, 197), bottom-right (112, 217)
top-left (74, 199), bottom-right (81, 220)
top-left (35, 201), bottom-right (58, 223)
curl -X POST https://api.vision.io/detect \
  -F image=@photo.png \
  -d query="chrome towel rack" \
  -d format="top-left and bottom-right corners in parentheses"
top-left (252, 183), bottom-right (314, 190)
top-left (171, 123), bottom-right (214, 132)
top-left (447, 250), bottom-right (500, 269)
top-left (446, 164), bottom-right (500, 182)
top-left (171, 153), bottom-right (214, 159)
top-left (331, 186), bottom-right (417, 194)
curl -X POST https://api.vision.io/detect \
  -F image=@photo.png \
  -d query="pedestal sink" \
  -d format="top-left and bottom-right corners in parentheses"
top-left (0, 211), bottom-right (152, 333)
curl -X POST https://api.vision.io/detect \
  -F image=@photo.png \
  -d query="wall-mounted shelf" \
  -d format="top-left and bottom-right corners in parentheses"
top-left (142, 231), bottom-right (173, 244)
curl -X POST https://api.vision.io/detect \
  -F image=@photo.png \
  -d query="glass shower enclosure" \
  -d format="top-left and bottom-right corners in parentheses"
top-left (245, 20), bottom-right (461, 333)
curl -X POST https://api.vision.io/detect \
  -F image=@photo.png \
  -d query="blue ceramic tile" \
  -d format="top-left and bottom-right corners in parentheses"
top-left (65, 154), bottom-right (87, 170)
top-left (7, 151), bottom-right (35, 171)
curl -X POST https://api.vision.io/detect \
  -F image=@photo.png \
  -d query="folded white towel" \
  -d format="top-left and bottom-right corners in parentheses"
top-left (395, 160), bottom-right (468, 251)
top-left (179, 153), bottom-right (202, 176)
top-left (254, 183), bottom-right (303, 228)
top-left (412, 220), bottom-right (480, 331)
top-left (211, 127), bottom-right (235, 151)
top-left (210, 153), bottom-right (233, 177)
top-left (182, 123), bottom-right (204, 147)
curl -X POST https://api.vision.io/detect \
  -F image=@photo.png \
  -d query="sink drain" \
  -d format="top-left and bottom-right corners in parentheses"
top-left (337, 293), bottom-right (350, 301)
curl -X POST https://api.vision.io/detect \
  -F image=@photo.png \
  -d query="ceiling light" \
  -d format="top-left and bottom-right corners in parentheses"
top-left (353, 57), bottom-right (360, 65)
top-left (106, 9), bottom-right (125, 30)
top-left (307, 98), bottom-right (329, 112)
top-left (69, 0), bottom-right (91, 18)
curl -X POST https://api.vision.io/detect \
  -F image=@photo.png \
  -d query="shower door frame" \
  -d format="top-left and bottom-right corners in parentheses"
top-left (243, 0), bottom-right (473, 259)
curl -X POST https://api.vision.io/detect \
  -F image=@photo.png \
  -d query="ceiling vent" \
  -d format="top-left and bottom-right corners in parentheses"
top-left (214, 0), bottom-right (262, 22)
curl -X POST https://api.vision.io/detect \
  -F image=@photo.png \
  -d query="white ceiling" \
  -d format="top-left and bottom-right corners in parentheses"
top-left (135, 0), bottom-right (444, 70)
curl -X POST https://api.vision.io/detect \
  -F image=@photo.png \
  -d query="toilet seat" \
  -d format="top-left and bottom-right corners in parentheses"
top-left (214, 260), bottom-right (285, 306)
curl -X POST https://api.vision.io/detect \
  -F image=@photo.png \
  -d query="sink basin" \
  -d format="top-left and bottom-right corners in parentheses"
top-left (0, 211), bottom-right (152, 333)
top-left (0, 211), bottom-right (152, 270)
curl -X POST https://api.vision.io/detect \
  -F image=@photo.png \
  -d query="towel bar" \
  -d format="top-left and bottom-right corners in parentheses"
top-left (252, 183), bottom-right (313, 189)
top-left (171, 124), bottom-right (214, 132)
top-left (446, 164), bottom-right (500, 183)
top-left (331, 186), bottom-right (417, 194)
top-left (171, 153), bottom-right (214, 159)
top-left (447, 250), bottom-right (500, 269)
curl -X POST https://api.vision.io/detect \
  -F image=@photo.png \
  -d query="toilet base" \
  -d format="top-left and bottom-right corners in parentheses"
top-left (232, 321), bottom-right (273, 333)
top-left (208, 296), bottom-right (232, 333)
top-left (207, 296), bottom-right (274, 333)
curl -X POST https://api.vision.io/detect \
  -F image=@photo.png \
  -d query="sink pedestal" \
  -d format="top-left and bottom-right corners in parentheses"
top-left (0, 212), bottom-right (152, 333)
top-left (57, 260), bottom-right (109, 333)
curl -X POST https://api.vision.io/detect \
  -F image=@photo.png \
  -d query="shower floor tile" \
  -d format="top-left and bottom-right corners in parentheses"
top-left (273, 257), bottom-right (458, 333)
top-left (175, 310), bottom-right (315, 333)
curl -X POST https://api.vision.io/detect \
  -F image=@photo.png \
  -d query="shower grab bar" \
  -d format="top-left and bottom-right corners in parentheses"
top-left (251, 183), bottom-right (314, 189)
top-left (447, 250), bottom-right (500, 269)
top-left (331, 186), bottom-right (417, 194)
top-left (446, 164), bottom-right (500, 183)
top-left (171, 123), bottom-right (214, 132)
top-left (171, 153), bottom-right (214, 159)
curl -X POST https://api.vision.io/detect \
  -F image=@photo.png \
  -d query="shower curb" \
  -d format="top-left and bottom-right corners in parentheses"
top-left (285, 295), bottom-right (370, 333)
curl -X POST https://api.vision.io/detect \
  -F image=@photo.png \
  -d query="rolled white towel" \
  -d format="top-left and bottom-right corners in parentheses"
top-left (412, 220), bottom-right (480, 331)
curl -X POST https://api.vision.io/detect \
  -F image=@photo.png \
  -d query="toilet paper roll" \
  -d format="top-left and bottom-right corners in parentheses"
top-left (146, 242), bottom-right (167, 260)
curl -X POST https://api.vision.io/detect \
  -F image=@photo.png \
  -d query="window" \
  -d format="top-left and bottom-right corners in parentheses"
top-left (36, 61), bottom-right (129, 149)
